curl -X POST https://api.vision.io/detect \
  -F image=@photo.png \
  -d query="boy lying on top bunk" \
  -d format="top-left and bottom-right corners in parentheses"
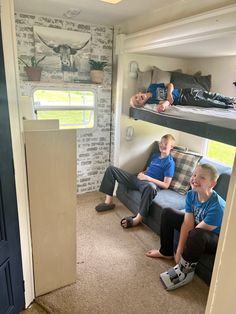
top-left (130, 83), bottom-right (236, 113)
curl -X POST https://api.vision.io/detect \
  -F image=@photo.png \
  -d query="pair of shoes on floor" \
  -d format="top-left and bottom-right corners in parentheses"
top-left (95, 203), bottom-right (115, 212)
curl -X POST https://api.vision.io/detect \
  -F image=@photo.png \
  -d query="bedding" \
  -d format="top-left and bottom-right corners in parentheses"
top-left (135, 66), bottom-right (209, 92)
top-left (136, 69), bottom-right (153, 92)
top-left (132, 67), bottom-right (235, 146)
top-left (151, 67), bottom-right (182, 85)
top-left (129, 106), bottom-right (236, 146)
top-left (170, 71), bottom-right (211, 91)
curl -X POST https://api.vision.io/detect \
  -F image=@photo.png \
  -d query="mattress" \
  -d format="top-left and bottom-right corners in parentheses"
top-left (129, 106), bottom-right (236, 146)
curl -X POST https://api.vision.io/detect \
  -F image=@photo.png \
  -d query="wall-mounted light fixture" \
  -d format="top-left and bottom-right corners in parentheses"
top-left (129, 61), bottom-right (138, 78)
top-left (125, 126), bottom-right (134, 141)
top-left (233, 81), bottom-right (236, 87)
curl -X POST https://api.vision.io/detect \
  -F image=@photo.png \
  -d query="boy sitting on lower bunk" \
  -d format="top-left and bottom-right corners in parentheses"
top-left (95, 134), bottom-right (175, 228)
top-left (130, 83), bottom-right (236, 113)
top-left (145, 163), bottom-right (225, 290)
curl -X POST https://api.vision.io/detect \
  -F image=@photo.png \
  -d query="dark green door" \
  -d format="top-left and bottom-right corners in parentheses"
top-left (0, 26), bottom-right (25, 313)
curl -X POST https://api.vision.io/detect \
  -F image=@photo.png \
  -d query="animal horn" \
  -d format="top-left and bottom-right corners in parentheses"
top-left (36, 33), bottom-right (56, 49)
top-left (70, 38), bottom-right (90, 54)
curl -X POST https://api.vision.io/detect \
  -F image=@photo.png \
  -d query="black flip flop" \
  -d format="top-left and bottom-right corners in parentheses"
top-left (120, 215), bottom-right (136, 228)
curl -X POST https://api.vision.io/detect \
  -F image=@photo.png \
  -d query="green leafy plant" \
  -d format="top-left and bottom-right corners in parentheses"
top-left (89, 59), bottom-right (107, 71)
top-left (18, 55), bottom-right (46, 68)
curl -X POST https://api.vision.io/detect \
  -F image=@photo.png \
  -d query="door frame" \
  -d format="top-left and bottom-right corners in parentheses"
top-left (0, 0), bottom-right (34, 306)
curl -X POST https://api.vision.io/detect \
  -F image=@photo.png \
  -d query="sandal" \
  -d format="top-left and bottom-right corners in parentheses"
top-left (120, 215), bottom-right (136, 228)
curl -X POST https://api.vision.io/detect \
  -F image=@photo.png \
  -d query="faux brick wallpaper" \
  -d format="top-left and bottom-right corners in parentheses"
top-left (15, 12), bottom-right (114, 193)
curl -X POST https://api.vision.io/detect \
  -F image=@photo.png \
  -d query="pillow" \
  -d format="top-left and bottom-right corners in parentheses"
top-left (193, 71), bottom-right (202, 76)
top-left (170, 71), bottom-right (211, 91)
top-left (170, 150), bottom-right (202, 195)
top-left (136, 69), bottom-right (153, 92)
top-left (152, 67), bottom-right (171, 84)
top-left (152, 67), bottom-right (182, 84)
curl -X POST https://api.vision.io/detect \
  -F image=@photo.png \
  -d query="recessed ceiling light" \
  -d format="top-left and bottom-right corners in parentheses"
top-left (62, 8), bottom-right (81, 19)
top-left (100, 0), bottom-right (123, 4)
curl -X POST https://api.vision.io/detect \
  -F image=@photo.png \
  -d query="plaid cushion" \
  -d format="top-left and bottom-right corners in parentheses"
top-left (170, 150), bottom-right (202, 195)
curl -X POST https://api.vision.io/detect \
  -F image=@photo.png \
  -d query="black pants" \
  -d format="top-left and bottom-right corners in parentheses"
top-left (99, 166), bottom-right (158, 217)
top-left (159, 207), bottom-right (219, 263)
top-left (179, 88), bottom-right (235, 109)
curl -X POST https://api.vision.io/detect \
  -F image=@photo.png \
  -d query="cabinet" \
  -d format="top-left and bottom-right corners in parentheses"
top-left (24, 121), bottom-right (76, 296)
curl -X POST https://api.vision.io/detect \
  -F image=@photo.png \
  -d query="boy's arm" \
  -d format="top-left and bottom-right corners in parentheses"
top-left (175, 213), bottom-right (195, 263)
top-left (153, 83), bottom-right (174, 112)
top-left (196, 220), bottom-right (217, 231)
top-left (137, 172), bottom-right (172, 189)
top-left (196, 201), bottom-right (223, 231)
top-left (166, 83), bottom-right (174, 104)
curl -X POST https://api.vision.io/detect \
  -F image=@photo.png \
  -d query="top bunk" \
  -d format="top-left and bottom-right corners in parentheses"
top-left (129, 106), bottom-right (236, 146)
top-left (119, 4), bottom-right (236, 147)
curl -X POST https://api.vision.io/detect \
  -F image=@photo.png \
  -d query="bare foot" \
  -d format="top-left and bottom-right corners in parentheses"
top-left (145, 249), bottom-right (173, 259)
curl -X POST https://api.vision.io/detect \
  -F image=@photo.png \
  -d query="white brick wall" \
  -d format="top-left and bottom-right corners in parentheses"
top-left (15, 12), bottom-right (114, 193)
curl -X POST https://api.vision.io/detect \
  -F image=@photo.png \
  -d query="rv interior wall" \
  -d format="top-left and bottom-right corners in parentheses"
top-left (118, 53), bottom-right (206, 173)
top-left (14, 12), bottom-right (113, 194)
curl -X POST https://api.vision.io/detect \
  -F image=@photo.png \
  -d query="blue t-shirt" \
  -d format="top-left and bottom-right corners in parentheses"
top-left (144, 153), bottom-right (175, 182)
top-left (146, 83), bottom-right (180, 105)
top-left (185, 190), bottom-right (225, 235)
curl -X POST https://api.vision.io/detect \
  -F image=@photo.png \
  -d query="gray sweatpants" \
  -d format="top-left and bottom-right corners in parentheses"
top-left (99, 166), bottom-right (158, 217)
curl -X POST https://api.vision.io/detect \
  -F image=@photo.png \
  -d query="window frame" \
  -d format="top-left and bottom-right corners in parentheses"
top-left (31, 85), bottom-right (97, 130)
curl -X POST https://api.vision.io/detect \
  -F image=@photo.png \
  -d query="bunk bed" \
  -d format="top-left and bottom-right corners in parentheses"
top-left (116, 4), bottom-right (236, 305)
top-left (122, 4), bottom-right (236, 147)
top-left (129, 106), bottom-right (236, 146)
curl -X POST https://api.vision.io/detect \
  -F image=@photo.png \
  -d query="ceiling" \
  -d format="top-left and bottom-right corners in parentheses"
top-left (14, 0), bottom-right (236, 58)
top-left (14, 0), bottom-right (179, 26)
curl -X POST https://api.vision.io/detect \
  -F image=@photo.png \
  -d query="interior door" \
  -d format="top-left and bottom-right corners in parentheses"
top-left (0, 26), bottom-right (25, 314)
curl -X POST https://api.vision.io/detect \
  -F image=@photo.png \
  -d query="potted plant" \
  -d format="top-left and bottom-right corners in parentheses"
top-left (18, 55), bottom-right (46, 81)
top-left (89, 59), bottom-right (108, 84)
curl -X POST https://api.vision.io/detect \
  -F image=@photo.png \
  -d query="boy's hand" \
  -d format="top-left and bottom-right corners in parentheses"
top-left (137, 172), bottom-right (149, 181)
top-left (156, 101), bottom-right (170, 113)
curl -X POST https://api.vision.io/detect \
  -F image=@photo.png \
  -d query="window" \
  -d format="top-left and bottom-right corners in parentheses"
top-left (207, 140), bottom-right (236, 166)
top-left (33, 88), bottom-right (96, 129)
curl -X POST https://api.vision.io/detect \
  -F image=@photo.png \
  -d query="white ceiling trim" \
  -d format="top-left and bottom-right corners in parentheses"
top-left (121, 4), bottom-right (236, 56)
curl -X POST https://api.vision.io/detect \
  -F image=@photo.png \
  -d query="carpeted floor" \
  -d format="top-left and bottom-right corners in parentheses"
top-left (35, 191), bottom-right (209, 314)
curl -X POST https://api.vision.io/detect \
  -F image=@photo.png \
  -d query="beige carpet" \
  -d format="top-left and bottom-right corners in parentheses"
top-left (36, 191), bottom-right (209, 314)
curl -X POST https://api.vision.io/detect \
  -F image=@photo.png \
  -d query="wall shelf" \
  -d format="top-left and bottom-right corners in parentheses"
top-left (21, 80), bottom-right (102, 88)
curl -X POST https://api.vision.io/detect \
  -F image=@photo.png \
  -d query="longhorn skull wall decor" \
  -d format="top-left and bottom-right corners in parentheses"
top-left (33, 26), bottom-right (91, 73)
